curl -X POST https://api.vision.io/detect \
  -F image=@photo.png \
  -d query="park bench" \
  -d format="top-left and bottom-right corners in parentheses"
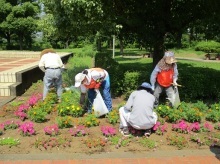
top-left (205, 53), bottom-right (220, 60)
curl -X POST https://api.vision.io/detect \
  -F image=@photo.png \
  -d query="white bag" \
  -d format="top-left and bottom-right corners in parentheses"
top-left (93, 89), bottom-right (109, 117)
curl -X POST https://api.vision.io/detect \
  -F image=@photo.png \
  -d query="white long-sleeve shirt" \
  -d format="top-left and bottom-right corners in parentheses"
top-left (39, 52), bottom-right (64, 72)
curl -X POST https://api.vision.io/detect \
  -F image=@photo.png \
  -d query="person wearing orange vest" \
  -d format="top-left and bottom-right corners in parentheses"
top-left (74, 68), bottom-right (112, 113)
top-left (150, 51), bottom-right (178, 107)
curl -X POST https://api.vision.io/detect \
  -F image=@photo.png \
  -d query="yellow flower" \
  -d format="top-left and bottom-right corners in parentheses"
top-left (71, 105), bottom-right (75, 108)
top-left (77, 107), bottom-right (80, 110)
top-left (34, 112), bottom-right (36, 115)
top-left (159, 106), bottom-right (162, 110)
top-left (87, 122), bottom-right (91, 125)
top-left (66, 107), bottom-right (70, 109)
top-left (166, 106), bottom-right (170, 109)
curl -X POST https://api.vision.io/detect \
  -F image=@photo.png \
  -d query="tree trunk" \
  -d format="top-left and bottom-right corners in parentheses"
top-left (176, 31), bottom-right (182, 48)
top-left (97, 38), bottom-right (101, 52)
top-left (152, 36), bottom-right (165, 68)
top-left (119, 39), bottom-right (123, 54)
top-left (19, 34), bottom-right (23, 50)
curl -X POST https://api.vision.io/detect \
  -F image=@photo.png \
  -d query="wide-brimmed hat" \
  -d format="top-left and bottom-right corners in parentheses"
top-left (140, 82), bottom-right (152, 89)
top-left (165, 56), bottom-right (177, 64)
top-left (74, 73), bottom-right (86, 87)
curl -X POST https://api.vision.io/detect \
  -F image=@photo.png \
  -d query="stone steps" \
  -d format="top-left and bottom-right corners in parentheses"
top-left (0, 52), bottom-right (73, 97)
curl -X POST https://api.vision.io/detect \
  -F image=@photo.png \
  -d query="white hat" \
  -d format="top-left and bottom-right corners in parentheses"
top-left (74, 73), bottom-right (86, 87)
top-left (140, 82), bottom-right (152, 89)
top-left (164, 51), bottom-right (175, 57)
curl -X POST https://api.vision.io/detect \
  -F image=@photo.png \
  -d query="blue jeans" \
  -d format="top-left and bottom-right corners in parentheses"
top-left (87, 76), bottom-right (112, 113)
top-left (43, 69), bottom-right (62, 100)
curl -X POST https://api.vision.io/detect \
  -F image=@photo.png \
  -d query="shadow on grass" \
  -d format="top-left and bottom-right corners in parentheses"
top-left (210, 146), bottom-right (220, 160)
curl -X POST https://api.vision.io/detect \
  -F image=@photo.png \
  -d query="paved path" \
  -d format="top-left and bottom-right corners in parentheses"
top-left (0, 53), bottom-right (220, 163)
top-left (0, 149), bottom-right (219, 163)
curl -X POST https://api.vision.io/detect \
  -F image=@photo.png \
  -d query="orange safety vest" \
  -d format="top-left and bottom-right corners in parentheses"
top-left (157, 68), bottom-right (174, 87)
top-left (84, 68), bottom-right (105, 89)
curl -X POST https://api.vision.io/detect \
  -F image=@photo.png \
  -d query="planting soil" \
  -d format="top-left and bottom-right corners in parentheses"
top-left (0, 82), bottom-right (218, 155)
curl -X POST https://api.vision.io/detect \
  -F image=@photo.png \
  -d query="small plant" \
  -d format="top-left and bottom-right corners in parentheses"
top-left (184, 107), bottom-right (202, 123)
top-left (56, 116), bottom-right (73, 128)
top-left (28, 93), bottom-right (42, 107)
top-left (0, 137), bottom-right (20, 147)
top-left (167, 134), bottom-right (188, 149)
top-left (201, 121), bottom-right (214, 132)
top-left (214, 123), bottom-right (220, 130)
top-left (0, 124), bottom-right (4, 135)
top-left (69, 105), bottom-right (84, 117)
top-left (1, 120), bottom-right (20, 130)
top-left (153, 122), bottom-right (168, 135)
top-left (190, 134), bottom-right (207, 146)
top-left (156, 105), bottom-right (172, 118)
top-left (83, 113), bottom-right (100, 127)
top-left (82, 137), bottom-right (107, 148)
top-left (27, 107), bottom-right (47, 123)
top-left (109, 136), bottom-right (131, 148)
top-left (106, 109), bottom-right (119, 125)
top-left (44, 124), bottom-right (60, 136)
top-left (189, 122), bottom-right (201, 132)
top-left (14, 104), bottom-right (30, 121)
top-left (33, 137), bottom-right (72, 150)
top-left (19, 121), bottom-right (35, 136)
top-left (69, 125), bottom-right (89, 137)
top-left (139, 137), bottom-right (157, 149)
top-left (205, 104), bottom-right (220, 122)
top-left (172, 120), bottom-right (189, 134)
top-left (101, 126), bottom-right (116, 137)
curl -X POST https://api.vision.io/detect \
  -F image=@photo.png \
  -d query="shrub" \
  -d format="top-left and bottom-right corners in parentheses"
top-left (123, 71), bottom-right (140, 99)
top-left (83, 113), bottom-right (100, 127)
top-left (19, 122), bottom-right (35, 136)
top-left (69, 125), bottom-right (89, 137)
top-left (28, 107), bottom-right (47, 123)
top-left (56, 116), bottom-right (73, 129)
top-left (106, 109), bottom-right (119, 125)
top-left (195, 41), bottom-right (220, 53)
top-left (44, 124), bottom-right (60, 136)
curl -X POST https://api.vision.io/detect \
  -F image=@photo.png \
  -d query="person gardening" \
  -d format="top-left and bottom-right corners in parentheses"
top-left (74, 67), bottom-right (112, 113)
top-left (150, 51), bottom-right (179, 108)
top-left (38, 49), bottom-right (65, 102)
top-left (119, 82), bottom-right (158, 136)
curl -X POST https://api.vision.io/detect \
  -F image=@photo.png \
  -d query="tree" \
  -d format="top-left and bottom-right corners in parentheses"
top-left (0, 0), bottom-right (40, 50)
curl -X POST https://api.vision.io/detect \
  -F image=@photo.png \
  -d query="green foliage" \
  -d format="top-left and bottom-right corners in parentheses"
top-left (167, 134), bottom-right (188, 149)
top-left (57, 90), bottom-right (83, 117)
top-left (28, 107), bottom-right (47, 123)
top-left (62, 56), bottom-right (93, 87)
top-left (123, 71), bottom-right (140, 99)
top-left (184, 107), bottom-right (202, 123)
top-left (83, 113), bottom-right (100, 127)
top-left (195, 41), bottom-right (220, 53)
top-left (0, 137), bottom-right (20, 148)
top-left (33, 137), bottom-right (72, 150)
top-left (95, 52), bottom-right (125, 96)
top-left (138, 138), bottom-right (157, 149)
top-left (109, 135), bottom-right (131, 147)
top-left (205, 103), bottom-right (220, 122)
top-left (76, 44), bottom-right (97, 58)
top-left (56, 116), bottom-right (73, 129)
top-left (106, 109), bottom-right (119, 125)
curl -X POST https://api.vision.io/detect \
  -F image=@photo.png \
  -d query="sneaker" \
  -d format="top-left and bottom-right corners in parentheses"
top-left (144, 129), bottom-right (151, 137)
top-left (119, 127), bottom-right (123, 133)
top-left (121, 127), bottom-right (130, 136)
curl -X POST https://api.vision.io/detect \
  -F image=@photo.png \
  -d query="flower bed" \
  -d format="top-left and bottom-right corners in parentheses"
top-left (0, 83), bottom-right (220, 154)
